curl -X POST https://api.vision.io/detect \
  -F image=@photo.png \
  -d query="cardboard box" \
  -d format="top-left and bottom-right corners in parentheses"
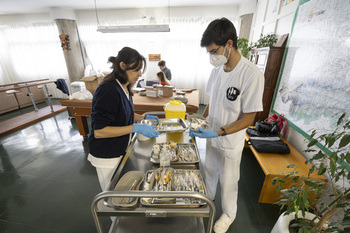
top-left (157, 85), bottom-right (174, 97)
top-left (145, 86), bottom-right (158, 97)
top-left (80, 75), bottom-right (104, 94)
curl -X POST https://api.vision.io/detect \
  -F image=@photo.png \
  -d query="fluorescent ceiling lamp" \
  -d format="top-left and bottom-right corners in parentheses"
top-left (97, 24), bottom-right (170, 33)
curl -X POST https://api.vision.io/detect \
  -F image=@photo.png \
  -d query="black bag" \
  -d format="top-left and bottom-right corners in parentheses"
top-left (246, 127), bottom-right (279, 137)
top-left (255, 121), bottom-right (280, 135)
top-left (247, 136), bottom-right (290, 154)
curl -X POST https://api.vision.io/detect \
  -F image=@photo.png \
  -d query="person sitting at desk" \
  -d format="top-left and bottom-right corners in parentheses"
top-left (88, 47), bottom-right (160, 191)
top-left (158, 60), bottom-right (172, 80)
top-left (157, 71), bottom-right (171, 86)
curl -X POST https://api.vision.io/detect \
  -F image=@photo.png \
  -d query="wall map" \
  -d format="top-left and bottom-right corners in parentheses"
top-left (272, 0), bottom-right (350, 137)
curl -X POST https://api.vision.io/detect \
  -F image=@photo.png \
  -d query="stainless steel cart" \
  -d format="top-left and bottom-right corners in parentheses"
top-left (91, 129), bottom-right (215, 233)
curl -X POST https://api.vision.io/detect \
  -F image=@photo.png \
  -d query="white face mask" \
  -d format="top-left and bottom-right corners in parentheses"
top-left (210, 46), bottom-right (231, 68)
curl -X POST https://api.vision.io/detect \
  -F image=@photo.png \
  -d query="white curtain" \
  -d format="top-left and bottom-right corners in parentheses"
top-left (77, 17), bottom-right (238, 104)
top-left (0, 17), bottom-right (238, 103)
top-left (0, 22), bottom-right (68, 98)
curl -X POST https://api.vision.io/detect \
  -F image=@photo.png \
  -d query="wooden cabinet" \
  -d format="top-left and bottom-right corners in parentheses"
top-left (249, 46), bottom-right (286, 123)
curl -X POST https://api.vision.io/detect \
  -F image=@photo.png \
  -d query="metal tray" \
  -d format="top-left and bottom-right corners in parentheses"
top-left (141, 168), bottom-right (207, 207)
top-left (111, 171), bottom-right (144, 208)
top-left (150, 142), bottom-right (200, 164)
top-left (141, 118), bottom-right (188, 133)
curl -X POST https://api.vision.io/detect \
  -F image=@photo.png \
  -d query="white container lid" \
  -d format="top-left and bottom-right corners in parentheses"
top-left (164, 100), bottom-right (186, 111)
top-left (70, 81), bottom-right (86, 87)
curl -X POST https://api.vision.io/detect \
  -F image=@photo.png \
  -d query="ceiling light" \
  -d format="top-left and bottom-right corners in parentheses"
top-left (94, 0), bottom-right (171, 33)
top-left (97, 24), bottom-right (170, 33)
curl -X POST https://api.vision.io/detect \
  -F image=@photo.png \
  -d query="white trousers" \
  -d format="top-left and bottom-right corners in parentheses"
top-left (95, 165), bottom-right (120, 191)
top-left (88, 154), bottom-right (123, 191)
top-left (88, 154), bottom-right (122, 222)
top-left (204, 140), bottom-right (244, 220)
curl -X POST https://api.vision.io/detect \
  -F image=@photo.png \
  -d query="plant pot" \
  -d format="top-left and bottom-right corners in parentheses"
top-left (271, 211), bottom-right (328, 233)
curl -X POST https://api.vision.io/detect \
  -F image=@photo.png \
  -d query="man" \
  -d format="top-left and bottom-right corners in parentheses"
top-left (158, 60), bottom-right (172, 81)
top-left (190, 18), bottom-right (264, 233)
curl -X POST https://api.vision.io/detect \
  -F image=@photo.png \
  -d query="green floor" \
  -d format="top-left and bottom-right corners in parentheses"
top-left (0, 101), bottom-right (282, 233)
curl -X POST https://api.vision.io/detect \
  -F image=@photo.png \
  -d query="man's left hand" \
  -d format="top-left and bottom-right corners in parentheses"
top-left (189, 127), bottom-right (218, 138)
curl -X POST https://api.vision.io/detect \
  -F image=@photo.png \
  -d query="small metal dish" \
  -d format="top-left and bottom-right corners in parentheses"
top-left (111, 171), bottom-right (144, 208)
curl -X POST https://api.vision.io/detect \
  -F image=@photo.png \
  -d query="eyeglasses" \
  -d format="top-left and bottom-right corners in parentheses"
top-left (207, 46), bottom-right (222, 55)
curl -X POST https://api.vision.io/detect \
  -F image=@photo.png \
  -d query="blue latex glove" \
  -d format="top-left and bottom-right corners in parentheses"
top-left (132, 123), bottom-right (160, 138)
top-left (189, 127), bottom-right (219, 138)
top-left (146, 115), bottom-right (159, 122)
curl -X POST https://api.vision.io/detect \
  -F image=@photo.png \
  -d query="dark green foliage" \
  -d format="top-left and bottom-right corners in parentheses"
top-left (272, 113), bottom-right (350, 233)
top-left (237, 37), bottom-right (250, 59)
top-left (241, 34), bottom-right (278, 61)
top-left (255, 33), bottom-right (278, 48)
top-left (247, 33), bottom-right (278, 51)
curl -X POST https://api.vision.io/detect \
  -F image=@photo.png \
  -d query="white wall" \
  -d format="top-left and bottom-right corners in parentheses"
top-left (250, 0), bottom-right (311, 158)
top-left (250, 0), bottom-right (299, 42)
top-left (0, 13), bottom-right (51, 25)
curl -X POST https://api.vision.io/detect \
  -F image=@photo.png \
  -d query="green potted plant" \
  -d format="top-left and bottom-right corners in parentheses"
top-left (237, 37), bottom-right (250, 59)
top-left (271, 113), bottom-right (350, 233)
top-left (244, 34), bottom-right (278, 62)
top-left (255, 33), bottom-right (278, 48)
top-left (247, 33), bottom-right (278, 51)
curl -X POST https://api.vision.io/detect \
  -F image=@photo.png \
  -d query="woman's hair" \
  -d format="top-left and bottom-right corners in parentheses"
top-left (101, 47), bottom-right (146, 95)
top-left (157, 71), bottom-right (166, 82)
top-left (200, 17), bottom-right (238, 50)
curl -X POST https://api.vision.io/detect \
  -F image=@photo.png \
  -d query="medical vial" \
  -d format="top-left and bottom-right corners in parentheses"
top-left (160, 151), bottom-right (170, 167)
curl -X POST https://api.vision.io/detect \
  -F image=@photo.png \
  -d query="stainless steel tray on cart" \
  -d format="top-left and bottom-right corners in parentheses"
top-left (141, 167), bottom-right (207, 207)
top-left (111, 171), bottom-right (144, 208)
top-left (141, 118), bottom-right (188, 133)
top-left (150, 142), bottom-right (200, 164)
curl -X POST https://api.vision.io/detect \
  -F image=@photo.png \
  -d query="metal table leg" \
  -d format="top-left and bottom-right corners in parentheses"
top-left (43, 83), bottom-right (54, 112)
top-left (25, 84), bottom-right (38, 111)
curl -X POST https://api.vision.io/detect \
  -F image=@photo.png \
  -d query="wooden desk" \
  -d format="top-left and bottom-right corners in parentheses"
top-left (60, 90), bottom-right (199, 136)
top-left (245, 132), bottom-right (327, 205)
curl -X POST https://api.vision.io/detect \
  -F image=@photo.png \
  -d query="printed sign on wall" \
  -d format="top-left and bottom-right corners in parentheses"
top-left (148, 54), bottom-right (161, 61)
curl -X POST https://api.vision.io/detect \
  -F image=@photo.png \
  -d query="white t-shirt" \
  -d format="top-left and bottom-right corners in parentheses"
top-left (205, 56), bottom-right (264, 151)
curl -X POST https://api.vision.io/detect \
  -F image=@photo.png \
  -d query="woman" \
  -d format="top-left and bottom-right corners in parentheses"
top-left (157, 71), bottom-right (171, 86)
top-left (88, 47), bottom-right (159, 191)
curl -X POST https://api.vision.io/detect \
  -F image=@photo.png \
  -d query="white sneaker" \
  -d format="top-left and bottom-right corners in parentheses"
top-left (213, 213), bottom-right (234, 233)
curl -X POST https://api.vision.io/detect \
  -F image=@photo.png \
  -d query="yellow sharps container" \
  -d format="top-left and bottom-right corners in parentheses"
top-left (164, 100), bottom-right (186, 119)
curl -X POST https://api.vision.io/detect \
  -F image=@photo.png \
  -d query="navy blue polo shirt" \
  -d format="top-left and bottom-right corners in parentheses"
top-left (88, 80), bottom-right (134, 158)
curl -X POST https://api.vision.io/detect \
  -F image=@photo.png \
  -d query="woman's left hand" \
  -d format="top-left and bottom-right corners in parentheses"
top-left (132, 124), bottom-right (160, 138)
top-left (146, 115), bottom-right (159, 122)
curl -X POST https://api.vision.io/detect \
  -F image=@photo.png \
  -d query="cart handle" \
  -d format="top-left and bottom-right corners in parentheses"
top-left (91, 191), bottom-right (216, 233)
